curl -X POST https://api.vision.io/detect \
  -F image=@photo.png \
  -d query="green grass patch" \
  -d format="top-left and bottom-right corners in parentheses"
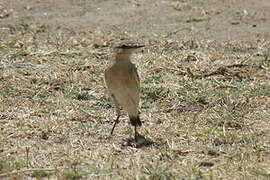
top-left (141, 86), bottom-right (170, 102)
top-left (2, 87), bottom-right (21, 98)
top-left (215, 110), bottom-right (245, 129)
top-left (95, 95), bottom-right (112, 109)
top-left (251, 84), bottom-right (270, 97)
top-left (73, 90), bottom-right (94, 101)
top-left (31, 170), bottom-right (53, 178)
top-left (184, 17), bottom-right (203, 23)
top-left (181, 168), bottom-right (205, 180)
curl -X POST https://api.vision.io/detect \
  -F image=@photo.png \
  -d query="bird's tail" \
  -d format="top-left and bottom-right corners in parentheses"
top-left (130, 116), bottom-right (142, 126)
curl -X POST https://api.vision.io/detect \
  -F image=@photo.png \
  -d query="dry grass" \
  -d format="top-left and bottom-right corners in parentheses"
top-left (0, 23), bottom-right (270, 180)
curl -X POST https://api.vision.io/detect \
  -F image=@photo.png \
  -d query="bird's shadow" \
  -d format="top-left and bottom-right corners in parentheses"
top-left (122, 133), bottom-right (154, 148)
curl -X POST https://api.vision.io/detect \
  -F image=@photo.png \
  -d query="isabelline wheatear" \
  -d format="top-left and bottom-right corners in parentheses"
top-left (104, 44), bottom-right (144, 141)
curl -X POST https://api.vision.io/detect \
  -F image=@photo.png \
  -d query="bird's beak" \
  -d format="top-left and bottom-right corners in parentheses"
top-left (115, 45), bottom-right (144, 50)
top-left (133, 45), bottom-right (144, 49)
top-left (129, 45), bottom-right (144, 53)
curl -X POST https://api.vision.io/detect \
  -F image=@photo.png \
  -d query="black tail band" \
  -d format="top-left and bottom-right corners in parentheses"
top-left (130, 116), bottom-right (142, 126)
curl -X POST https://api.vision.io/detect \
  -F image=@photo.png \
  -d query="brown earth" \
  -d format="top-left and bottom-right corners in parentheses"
top-left (1, 0), bottom-right (270, 41)
top-left (1, 1), bottom-right (270, 179)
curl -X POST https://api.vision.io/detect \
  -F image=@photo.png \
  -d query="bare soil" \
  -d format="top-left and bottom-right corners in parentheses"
top-left (1, 0), bottom-right (270, 41)
top-left (0, 0), bottom-right (270, 179)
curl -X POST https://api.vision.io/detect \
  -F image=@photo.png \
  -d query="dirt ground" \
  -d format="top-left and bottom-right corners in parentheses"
top-left (0, 0), bottom-right (270, 179)
top-left (1, 0), bottom-right (270, 41)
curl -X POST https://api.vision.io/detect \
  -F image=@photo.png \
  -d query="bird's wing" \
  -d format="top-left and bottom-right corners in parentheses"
top-left (104, 68), bottom-right (115, 96)
top-left (131, 64), bottom-right (140, 90)
top-left (104, 68), bottom-right (110, 90)
top-left (104, 67), bottom-right (120, 107)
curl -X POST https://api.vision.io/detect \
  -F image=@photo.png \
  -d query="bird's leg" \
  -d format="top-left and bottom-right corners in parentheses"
top-left (110, 114), bottom-right (120, 135)
top-left (110, 105), bottom-right (120, 135)
top-left (134, 125), bottom-right (139, 142)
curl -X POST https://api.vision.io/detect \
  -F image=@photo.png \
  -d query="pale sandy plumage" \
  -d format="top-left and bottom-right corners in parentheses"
top-left (104, 45), bottom-right (143, 141)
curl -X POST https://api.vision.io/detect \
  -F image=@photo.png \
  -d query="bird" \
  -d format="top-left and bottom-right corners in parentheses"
top-left (104, 44), bottom-right (144, 142)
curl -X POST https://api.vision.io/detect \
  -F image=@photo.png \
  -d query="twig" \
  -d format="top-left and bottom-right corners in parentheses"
top-left (26, 147), bottom-right (30, 168)
top-left (225, 64), bottom-right (248, 68)
top-left (185, 64), bottom-right (248, 79)
top-left (216, 85), bottom-right (236, 89)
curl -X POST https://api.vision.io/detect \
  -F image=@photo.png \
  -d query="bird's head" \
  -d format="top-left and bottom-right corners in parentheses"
top-left (114, 44), bottom-right (144, 55)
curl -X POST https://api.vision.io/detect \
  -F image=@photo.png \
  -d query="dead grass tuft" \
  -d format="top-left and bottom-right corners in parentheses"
top-left (0, 22), bottom-right (269, 179)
